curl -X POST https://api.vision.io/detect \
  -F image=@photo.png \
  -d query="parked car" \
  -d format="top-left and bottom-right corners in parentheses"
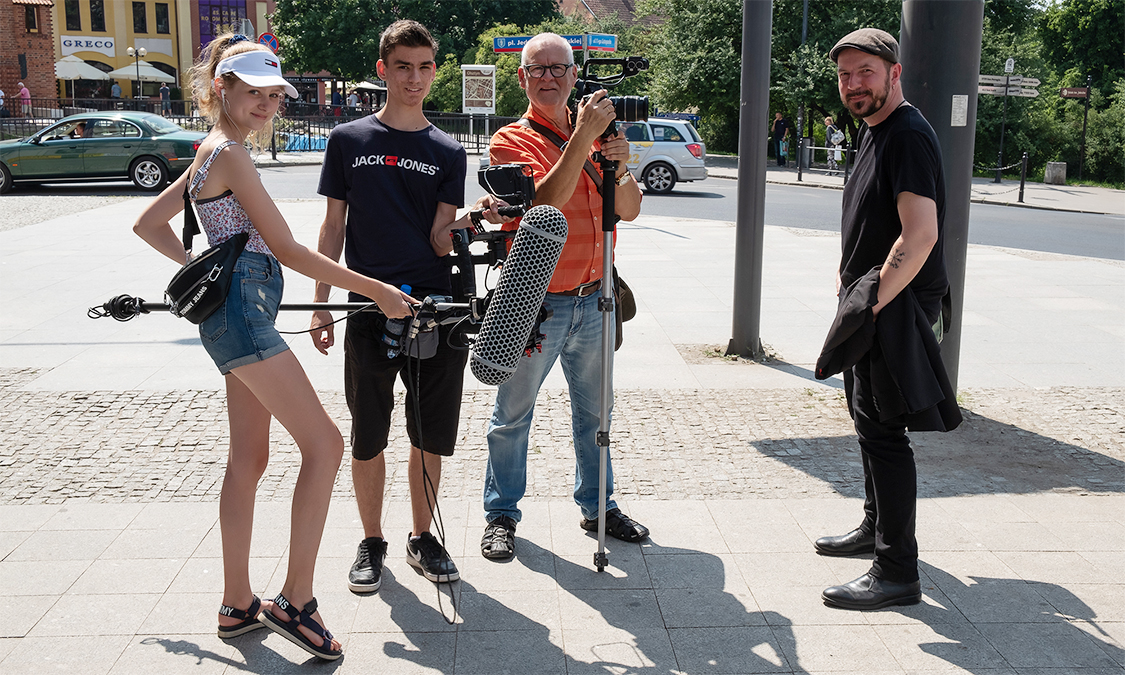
top-left (620, 117), bottom-right (707, 193)
top-left (0, 111), bottom-right (205, 194)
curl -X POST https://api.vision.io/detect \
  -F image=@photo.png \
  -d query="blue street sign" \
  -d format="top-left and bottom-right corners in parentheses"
top-left (493, 34), bottom-right (612, 53)
top-left (586, 33), bottom-right (617, 52)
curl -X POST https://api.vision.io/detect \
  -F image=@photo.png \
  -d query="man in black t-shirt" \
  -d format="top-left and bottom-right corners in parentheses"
top-left (311, 20), bottom-right (506, 593)
top-left (771, 112), bottom-right (789, 166)
top-left (814, 28), bottom-right (954, 611)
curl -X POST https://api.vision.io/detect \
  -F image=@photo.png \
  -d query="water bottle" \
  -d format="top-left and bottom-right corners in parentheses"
top-left (382, 285), bottom-right (411, 358)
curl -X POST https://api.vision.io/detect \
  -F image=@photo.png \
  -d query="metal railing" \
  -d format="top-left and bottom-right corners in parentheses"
top-left (0, 98), bottom-right (522, 154)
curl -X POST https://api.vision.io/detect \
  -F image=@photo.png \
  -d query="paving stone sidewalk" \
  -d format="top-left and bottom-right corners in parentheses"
top-left (3, 365), bottom-right (1121, 506)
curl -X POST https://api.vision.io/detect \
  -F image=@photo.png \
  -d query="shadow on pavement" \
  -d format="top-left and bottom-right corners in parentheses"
top-left (757, 407), bottom-right (1125, 498)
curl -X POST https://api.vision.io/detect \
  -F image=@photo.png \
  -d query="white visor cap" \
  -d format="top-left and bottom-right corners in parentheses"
top-left (216, 51), bottom-right (298, 99)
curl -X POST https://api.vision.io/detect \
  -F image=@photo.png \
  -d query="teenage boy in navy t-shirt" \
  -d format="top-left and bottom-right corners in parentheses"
top-left (312, 19), bottom-right (507, 591)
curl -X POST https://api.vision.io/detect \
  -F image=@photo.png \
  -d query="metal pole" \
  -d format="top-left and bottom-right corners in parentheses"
top-left (796, 137), bottom-right (803, 181)
top-left (1018, 151), bottom-right (1027, 202)
top-left (901, 0), bottom-right (985, 392)
top-left (995, 73), bottom-right (1009, 183)
top-left (270, 123), bottom-right (277, 161)
top-left (727, 0), bottom-right (772, 359)
top-left (1079, 75), bottom-right (1090, 181)
top-left (842, 142), bottom-right (852, 186)
top-left (594, 151), bottom-right (618, 573)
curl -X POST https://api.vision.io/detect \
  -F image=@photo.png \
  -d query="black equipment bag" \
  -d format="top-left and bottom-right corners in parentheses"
top-left (164, 177), bottom-right (247, 324)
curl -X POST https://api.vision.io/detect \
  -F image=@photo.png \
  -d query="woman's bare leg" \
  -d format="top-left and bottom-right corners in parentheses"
top-left (217, 373), bottom-right (271, 628)
top-left (229, 350), bottom-right (344, 650)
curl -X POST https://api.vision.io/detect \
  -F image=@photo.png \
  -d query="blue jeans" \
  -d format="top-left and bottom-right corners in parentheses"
top-left (483, 292), bottom-right (617, 522)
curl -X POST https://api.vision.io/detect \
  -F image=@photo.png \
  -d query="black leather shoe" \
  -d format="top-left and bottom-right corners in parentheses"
top-left (822, 573), bottom-right (921, 610)
top-left (814, 528), bottom-right (876, 557)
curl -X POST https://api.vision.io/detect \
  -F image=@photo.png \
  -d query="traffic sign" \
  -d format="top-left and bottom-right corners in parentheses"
top-left (1014, 88), bottom-right (1039, 98)
top-left (493, 36), bottom-right (529, 52)
top-left (1021, 77), bottom-right (1040, 87)
top-left (1061, 87), bottom-right (1089, 99)
top-left (1004, 58), bottom-right (1015, 73)
top-left (979, 74), bottom-right (1038, 86)
top-left (258, 32), bottom-right (279, 53)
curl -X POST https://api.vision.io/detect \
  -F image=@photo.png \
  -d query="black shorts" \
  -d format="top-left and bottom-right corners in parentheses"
top-left (344, 311), bottom-right (468, 459)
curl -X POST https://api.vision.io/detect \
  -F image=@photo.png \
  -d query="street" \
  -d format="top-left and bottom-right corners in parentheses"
top-left (7, 163), bottom-right (1121, 260)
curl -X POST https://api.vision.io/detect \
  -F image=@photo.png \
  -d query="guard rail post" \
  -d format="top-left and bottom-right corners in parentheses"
top-left (796, 137), bottom-right (804, 182)
top-left (271, 124), bottom-right (277, 161)
top-left (842, 142), bottom-right (852, 186)
top-left (1018, 152), bottom-right (1027, 203)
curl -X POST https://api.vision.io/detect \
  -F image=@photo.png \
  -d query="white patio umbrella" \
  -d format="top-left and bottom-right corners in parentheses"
top-left (55, 55), bottom-right (111, 81)
top-left (105, 59), bottom-right (176, 83)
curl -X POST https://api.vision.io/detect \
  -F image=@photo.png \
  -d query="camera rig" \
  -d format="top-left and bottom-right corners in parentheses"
top-left (90, 164), bottom-right (550, 358)
top-left (573, 55), bottom-right (650, 147)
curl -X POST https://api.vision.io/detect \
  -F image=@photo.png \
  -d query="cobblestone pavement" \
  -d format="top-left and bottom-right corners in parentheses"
top-left (3, 367), bottom-right (1121, 506)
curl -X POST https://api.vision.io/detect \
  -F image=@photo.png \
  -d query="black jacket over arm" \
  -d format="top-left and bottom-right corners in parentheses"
top-left (816, 266), bottom-right (962, 433)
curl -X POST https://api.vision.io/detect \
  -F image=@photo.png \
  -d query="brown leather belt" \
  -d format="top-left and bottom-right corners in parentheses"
top-left (553, 279), bottom-right (602, 297)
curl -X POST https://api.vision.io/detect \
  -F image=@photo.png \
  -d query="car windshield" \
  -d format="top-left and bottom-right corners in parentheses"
top-left (144, 116), bottom-right (183, 135)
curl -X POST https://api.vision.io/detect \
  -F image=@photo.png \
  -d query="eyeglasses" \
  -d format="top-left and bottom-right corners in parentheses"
top-left (523, 63), bottom-right (573, 79)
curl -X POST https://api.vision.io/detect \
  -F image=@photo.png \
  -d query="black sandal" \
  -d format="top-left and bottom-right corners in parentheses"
top-left (481, 516), bottom-right (517, 560)
top-left (217, 595), bottom-right (264, 638)
top-left (259, 593), bottom-right (342, 661)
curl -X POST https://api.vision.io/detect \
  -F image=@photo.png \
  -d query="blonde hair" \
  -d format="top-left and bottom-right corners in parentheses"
top-left (188, 34), bottom-right (280, 149)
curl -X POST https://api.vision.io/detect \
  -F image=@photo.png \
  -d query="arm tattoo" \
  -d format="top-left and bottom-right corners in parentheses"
top-left (886, 247), bottom-right (905, 269)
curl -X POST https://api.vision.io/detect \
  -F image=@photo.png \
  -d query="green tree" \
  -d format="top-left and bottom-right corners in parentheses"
top-left (271, 0), bottom-right (559, 81)
top-left (1039, 0), bottom-right (1124, 94)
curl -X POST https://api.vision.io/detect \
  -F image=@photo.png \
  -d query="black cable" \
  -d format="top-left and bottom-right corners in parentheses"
top-left (276, 302), bottom-right (378, 335)
top-left (402, 318), bottom-right (458, 625)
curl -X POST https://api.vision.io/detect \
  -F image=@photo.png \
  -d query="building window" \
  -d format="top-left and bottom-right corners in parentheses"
top-left (65, 0), bottom-right (81, 31)
top-left (25, 5), bottom-right (38, 33)
top-left (91, 0), bottom-right (106, 32)
top-left (199, 0), bottom-right (248, 49)
top-left (133, 2), bottom-right (148, 34)
top-left (155, 3), bottom-right (170, 34)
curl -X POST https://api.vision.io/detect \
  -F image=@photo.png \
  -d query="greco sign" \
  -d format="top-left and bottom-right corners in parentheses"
top-left (61, 35), bottom-right (116, 57)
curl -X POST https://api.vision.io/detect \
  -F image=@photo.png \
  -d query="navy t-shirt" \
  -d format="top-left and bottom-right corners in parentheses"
top-left (840, 104), bottom-right (947, 317)
top-left (318, 115), bottom-right (466, 298)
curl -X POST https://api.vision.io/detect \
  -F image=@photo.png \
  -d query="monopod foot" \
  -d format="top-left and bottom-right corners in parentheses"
top-left (594, 551), bottom-right (608, 572)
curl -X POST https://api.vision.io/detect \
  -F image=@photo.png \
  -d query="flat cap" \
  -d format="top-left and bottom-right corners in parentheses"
top-left (830, 28), bottom-right (899, 64)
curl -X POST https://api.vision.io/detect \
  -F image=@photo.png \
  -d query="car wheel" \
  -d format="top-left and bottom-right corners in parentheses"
top-left (0, 163), bottom-right (11, 195)
top-left (130, 156), bottom-right (168, 191)
top-left (642, 162), bottom-right (676, 194)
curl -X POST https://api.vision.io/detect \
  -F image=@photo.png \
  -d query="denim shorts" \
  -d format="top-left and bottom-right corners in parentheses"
top-left (198, 251), bottom-right (289, 374)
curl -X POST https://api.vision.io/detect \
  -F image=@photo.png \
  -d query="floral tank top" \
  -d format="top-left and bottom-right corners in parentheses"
top-left (188, 140), bottom-right (272, 255)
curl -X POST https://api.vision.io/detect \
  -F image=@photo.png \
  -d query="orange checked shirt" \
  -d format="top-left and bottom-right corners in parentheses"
top-left (489, 106), bottom-right (642, 293)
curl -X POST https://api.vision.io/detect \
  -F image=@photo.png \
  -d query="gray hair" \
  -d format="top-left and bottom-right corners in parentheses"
top-left (521, 33), bottom-right (574, 67)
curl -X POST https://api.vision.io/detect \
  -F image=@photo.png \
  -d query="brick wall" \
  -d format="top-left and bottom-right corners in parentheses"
top-left (0, 2), bottom-right (57, 108)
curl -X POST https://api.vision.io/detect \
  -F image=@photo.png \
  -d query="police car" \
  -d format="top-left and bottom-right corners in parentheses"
top-left (619, 117), bottom-right (707, 194)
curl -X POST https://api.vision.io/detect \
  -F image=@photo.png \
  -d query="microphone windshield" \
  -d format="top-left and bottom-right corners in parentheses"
top-left (470, 205), bottom-right (568, 385)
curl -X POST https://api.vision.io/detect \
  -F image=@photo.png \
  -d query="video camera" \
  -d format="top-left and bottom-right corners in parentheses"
top-left (573, 55), bottom-right (650, 139)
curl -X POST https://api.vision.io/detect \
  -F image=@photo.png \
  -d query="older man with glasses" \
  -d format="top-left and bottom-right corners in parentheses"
top-left (478, 32), bottom-right (648, 561)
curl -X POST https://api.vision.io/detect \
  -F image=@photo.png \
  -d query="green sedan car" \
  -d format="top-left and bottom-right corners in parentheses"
top-left (0, 111), bottom-right (206, 194)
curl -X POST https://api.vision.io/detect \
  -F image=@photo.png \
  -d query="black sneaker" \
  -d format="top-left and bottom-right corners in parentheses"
top-left (348, 536), bottom-right (387, 593)
top-left (406, 532), bottom-right (459, 583)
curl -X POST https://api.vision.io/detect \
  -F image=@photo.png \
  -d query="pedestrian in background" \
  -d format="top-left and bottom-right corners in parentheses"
top-left (825, 116), bottom-right (843, 174)
top-left (17, 83), bottom-right (30, 117)
top-left (772, 111), bottom-right (789, 166)
top-left (160, 83), bottom-right (171, 116)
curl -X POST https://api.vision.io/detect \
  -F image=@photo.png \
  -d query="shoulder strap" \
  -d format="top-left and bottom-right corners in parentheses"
top-left (181, 140), bottom-right (239, 252)
top-left (516, 117), bottom-right (604, 195)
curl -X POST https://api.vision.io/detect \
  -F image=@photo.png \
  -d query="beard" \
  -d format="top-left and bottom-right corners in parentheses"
top-left (843, 69), bottom-right (891, 119)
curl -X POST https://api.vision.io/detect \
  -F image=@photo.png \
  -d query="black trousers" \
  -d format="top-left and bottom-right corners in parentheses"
top-left (852, 355), bottom-right (919, 583)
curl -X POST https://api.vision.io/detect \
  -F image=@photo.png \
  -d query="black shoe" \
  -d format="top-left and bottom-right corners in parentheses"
top-left (580, 508), bottom-right (650, 543)
top-left (406, 532), bottom-right (459, 583)
top-left (814, 528), bottom-right (876, 557)
top-left (822, 573), bottom-right (921, 610)
top-left (481, 516), bottom-right (517, 561)
top-left (348, 536), bottom-right (387, 593)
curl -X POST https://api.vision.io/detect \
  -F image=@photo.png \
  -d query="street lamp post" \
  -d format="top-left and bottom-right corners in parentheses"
top-left (126, 46), bottom-right (147, 101)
